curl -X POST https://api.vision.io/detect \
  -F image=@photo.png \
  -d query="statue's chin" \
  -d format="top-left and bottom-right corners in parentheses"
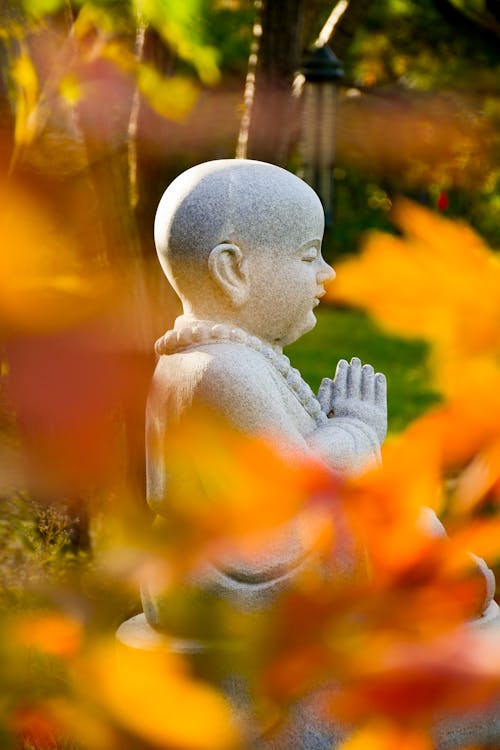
top-left (282, 311), bottom-right (317, 348)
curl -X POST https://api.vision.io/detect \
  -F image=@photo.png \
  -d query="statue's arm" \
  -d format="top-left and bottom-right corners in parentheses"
top-left (193, 352), bottom-right (387, 476)
top-left (192, 351), bottom-right (319, 451)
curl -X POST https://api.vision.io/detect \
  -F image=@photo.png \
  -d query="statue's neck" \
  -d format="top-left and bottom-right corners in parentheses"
top-left (173, 314), bottom-right (283, 354)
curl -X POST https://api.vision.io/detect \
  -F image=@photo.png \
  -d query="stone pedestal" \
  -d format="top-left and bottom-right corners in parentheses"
top-left (117, 613), bottom-right (207, 655)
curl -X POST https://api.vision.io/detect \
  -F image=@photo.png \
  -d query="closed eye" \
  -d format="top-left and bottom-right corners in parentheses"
top-left (302, 249), bottom-right (318, 262)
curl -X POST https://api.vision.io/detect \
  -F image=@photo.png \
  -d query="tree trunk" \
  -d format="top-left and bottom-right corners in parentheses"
top-left (246, 0), bottom-right (305, 165)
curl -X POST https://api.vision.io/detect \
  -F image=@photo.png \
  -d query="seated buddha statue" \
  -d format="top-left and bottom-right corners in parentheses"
top-left (119, 159), bottom-right (499, 749)
top-left (143, 159), bottom-right (387, 625)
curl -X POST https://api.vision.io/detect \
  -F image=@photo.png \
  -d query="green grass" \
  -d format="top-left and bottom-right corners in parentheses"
top-left (286, 305), bottom-right (440, 434)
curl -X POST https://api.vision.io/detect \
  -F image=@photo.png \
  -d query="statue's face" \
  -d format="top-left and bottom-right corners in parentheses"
top-left (246, 232), bottom-right (335, 347)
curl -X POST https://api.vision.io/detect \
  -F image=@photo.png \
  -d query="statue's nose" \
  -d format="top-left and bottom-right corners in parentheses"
top-left (318, 259), bottom-right (335, 283)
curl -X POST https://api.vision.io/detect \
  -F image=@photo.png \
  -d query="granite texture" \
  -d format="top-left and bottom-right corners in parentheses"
top-left (118, 159), bottom-right (500, 748)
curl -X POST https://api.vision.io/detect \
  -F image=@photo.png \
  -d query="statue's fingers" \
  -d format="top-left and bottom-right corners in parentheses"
top-left (346, 357), bottom-right (362, 398)
top-left (333, 359), bottom-right (349, 398)
top-left (318, 378), bottom-right (333, 412)
top-left (361, 363), bottom-right (375, 401)
top-left (374, 372), bottom-right (387, 405)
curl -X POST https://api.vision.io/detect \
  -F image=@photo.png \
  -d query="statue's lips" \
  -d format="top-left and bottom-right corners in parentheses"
top-left (313, 290), bottom-right (326, 307)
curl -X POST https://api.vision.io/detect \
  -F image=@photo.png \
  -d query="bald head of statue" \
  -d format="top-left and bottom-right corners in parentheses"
top-left (154, 160), bottom-right (334, 347)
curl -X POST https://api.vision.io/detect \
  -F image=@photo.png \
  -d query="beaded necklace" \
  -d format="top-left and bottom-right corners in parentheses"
top-left (155, 322), bottom-right (328, 427)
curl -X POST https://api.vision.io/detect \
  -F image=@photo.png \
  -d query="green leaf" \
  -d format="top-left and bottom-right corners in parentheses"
top-left (134, 0), bottom-right (220, 84)
top-left (22, 0), bottom-right (65, 18)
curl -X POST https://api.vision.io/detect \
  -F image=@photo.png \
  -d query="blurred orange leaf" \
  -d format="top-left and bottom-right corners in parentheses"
top-left (451, 438), bottom-right (500, 516)
top-left (10, 705), bottom-right (59, 750)
top-left (343, 427), bottom-right (443, 578)
top-left (406, 399), bottom-right (500, 471)
top-left (327, 627), bottom-right (500, 727)
top-left (339, 722), bottom-right (432, 750)
top-left (150, 406), bottom-right (335, 563)
top-left (11, 612), bottom-right (82, 658)
top-left (329, 199), bottom-right (500, 369)
top-left (446, 517), bottom-right (500, 569)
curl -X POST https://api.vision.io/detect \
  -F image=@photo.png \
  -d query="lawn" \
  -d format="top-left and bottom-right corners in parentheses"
top-left (287, 304), bottom-right (440, 434)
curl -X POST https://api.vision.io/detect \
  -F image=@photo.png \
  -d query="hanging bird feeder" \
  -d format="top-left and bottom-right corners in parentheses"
top-left (301, 45), bottom-right (344, 227)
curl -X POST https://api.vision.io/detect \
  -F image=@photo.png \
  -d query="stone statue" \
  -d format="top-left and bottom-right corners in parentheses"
top-left (150, 158), bottom-right (386, 471)
top-left (118, 159), bottom-right (500, 749)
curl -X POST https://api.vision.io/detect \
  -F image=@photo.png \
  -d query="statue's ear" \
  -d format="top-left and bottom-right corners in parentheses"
top-left (208, 243), bottom-right (249, 306)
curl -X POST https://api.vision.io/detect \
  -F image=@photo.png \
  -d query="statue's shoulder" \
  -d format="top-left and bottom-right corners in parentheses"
top-left (149, 342), bottom-right (289, 435)
top-left (153, 342), bottom-right (278, 392)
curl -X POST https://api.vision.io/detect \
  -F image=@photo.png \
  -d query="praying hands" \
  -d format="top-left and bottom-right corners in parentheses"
top-left (318, 357), bottom-right (387, 444)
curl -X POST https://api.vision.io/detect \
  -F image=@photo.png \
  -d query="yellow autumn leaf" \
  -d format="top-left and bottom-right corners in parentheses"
top-left (137, 65), bottom-right (199, 120)
top-left (83, 640), bottom-right (239, 750)
top-left (11, 47), bottom-right (39, 146)
top-left (23, 0), bottom-right (64, 17)
top-left (59, 73), bottom-right (82, 105)
top-left (0, 182), bottom-right (112, 333)
top-left (46, 698), bottom-right (118, 750)
top-left (100, 39), bottom-right (200, 121)
top-left (100, 39), bottom-right (137, 73)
